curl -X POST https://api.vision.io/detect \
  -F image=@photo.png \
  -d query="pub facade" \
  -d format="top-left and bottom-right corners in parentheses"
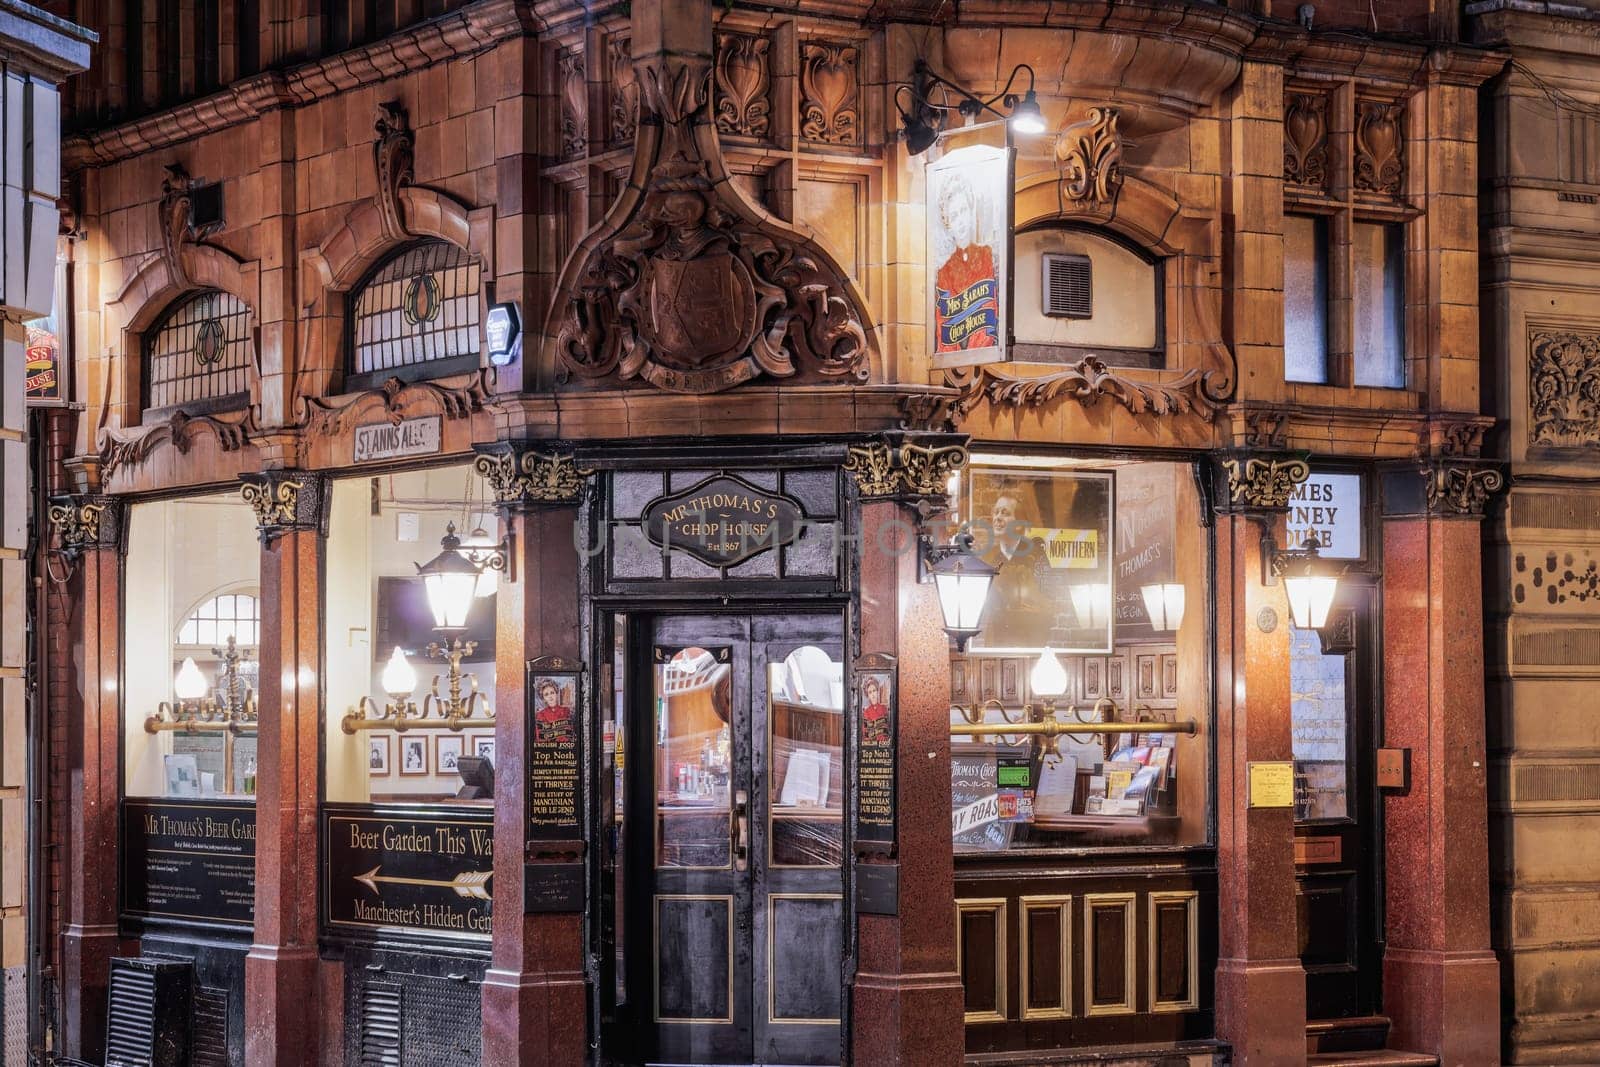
top-left (34, 1), bottom-right (1506, 1064)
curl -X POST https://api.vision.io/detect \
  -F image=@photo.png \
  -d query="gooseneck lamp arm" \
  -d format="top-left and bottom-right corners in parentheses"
top-left (897, 60), bottom-right (1042, 152)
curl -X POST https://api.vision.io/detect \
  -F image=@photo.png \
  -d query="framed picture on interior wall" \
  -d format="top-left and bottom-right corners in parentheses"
top-left (965, 465), bottom-right (1115, 654)
top-left (368, 736), bottom-right (391, 776)
top-left (474, 735), bottom-right (496, 765)
top-left (927, 143), bottom-right (1012, 369)
top-left (435, 735), bottom-right (464, 776)
top-left (398, 735), bottom-right (429, 776)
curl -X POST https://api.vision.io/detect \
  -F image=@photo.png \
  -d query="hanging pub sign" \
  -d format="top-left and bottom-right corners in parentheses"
top-left (1287, 471), bottom-right (1363, 559)
top-left (853, 653), bottom-right (897, 852)
top-left (527, 658), bottom-right (583, 841)
top-left (641, 473), bottom-right (804, 567)
top-left (323, 805), bottom-right (494, 942)
top-left (121, 799), bottom-right (256, 929)
top-left (927, 143), bottom-right (1012, 368)
top-left (24, 323), bottom-right (60, 402)
top-left (353, 415), bottom-right (443, 463)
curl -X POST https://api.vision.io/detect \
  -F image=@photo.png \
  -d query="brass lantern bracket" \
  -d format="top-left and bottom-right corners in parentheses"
top-left (341, 635), bottom-right (495, 734)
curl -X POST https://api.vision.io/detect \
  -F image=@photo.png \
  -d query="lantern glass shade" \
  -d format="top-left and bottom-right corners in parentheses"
top-left (1140, 583), bottom-right (1186, 632)
top-left (381, 646), bottom-right (418, 699)
top-left (1009, 90), bottom-right (1046, 135)
top-left (416, 527), bottom-right (483, 631)
top-left (173, 657), bottom-right (208, 701)
top-left (1284, 574), bottom-right (1339, 630)
top-left (1069, 583), bottom-right (1111, 630)
top-left (1030, 647), bottom-right (1069, 698)
top-left (929, 539), bottom-right (997, 645)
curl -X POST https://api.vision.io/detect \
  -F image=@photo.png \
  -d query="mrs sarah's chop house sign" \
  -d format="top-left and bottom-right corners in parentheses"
top-left (642, 475), bottom-right (804, 567)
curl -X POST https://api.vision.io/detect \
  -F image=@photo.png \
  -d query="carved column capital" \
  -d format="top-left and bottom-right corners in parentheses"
top-left (239, 470), bottom-right (329, 543)
top-left (845, 432), bottom-right (969, 507)
top-left (1380, 460), bottom-right (1505, 520)
top-left (1213, 452), bottom-right (1311, 515)
top-left (473, 442), bottom-right (591, 510)
top-left (46, 494), bottom-right (125, 559)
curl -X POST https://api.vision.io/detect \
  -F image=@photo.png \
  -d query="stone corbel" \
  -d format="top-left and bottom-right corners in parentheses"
top-left (472, 442), bottom-right (591, 510)
top-left (1055, 107), bottom-right (1124, 209)
top-left (158, 163), bottom-right (226, 290)
top-left (844, 432), bottom-right (969, 510)
top-left (373, 101), bottom-right (415, 241)
top-left (239, 470), bottom-right (329, 544)
top-left (46, 494), bottom-right (125, 561)
top-left (1213, 452), bottom-right (1312, 516)
top-left (1379, 459), bottom-right (1505, 520)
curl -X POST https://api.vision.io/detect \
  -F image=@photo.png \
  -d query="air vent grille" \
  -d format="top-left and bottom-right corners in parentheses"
top-left (190, 986), bottom-right (230, 1067)
top-left (104, 958), bottom-right (192, 1067)
top-left (1043, 252), bottom-right (1092, 318)
top-left (359, 981), bottom-right (403, 1066)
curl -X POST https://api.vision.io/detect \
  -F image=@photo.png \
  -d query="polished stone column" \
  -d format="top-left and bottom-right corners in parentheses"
top-left (240, 470), bottom-right (329, 1065)
top-left (1211, 455), bottom-right (1309, 1067)
top-left (475, 444), bottom-right (589, 1065)
top-left (847, 434), bottom-right (968, 1067)
top-left (48, 496), bottom-right (126, 1064)
top-left (1381, 462), bottom-right (1502, 1064)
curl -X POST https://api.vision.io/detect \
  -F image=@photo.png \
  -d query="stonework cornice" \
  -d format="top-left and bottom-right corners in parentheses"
top-left (1214, 453), bottom-right (1312, 514)
top-left (46, 495), bottom-right (123, 559)
top-left (845, 433), bottom-right (969, 506)
top-left (239, 470), bottom-right (328, 543)
top-left (472, 443), bottom-right (591, 509)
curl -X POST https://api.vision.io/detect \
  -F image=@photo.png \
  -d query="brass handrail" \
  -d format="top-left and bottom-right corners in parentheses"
top-left (951, 719), bottom-right (1196, 738)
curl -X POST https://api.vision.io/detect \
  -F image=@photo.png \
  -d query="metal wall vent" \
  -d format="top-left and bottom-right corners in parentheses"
top-left (1042, 252), bottom-right (1093, 318)
top-left (359, 981), bottom-right (403, 1066)
top-left (190, 986), bottom-right (230, 1067)
top-left (104, 958), bottom-right (192, 1067)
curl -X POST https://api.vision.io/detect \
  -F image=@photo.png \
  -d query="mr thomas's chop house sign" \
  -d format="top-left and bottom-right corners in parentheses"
top-left (642, 474), bottom-right (804, 567)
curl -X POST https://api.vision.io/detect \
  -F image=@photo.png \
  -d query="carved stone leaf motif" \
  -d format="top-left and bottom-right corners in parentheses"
top-left (158, 163), bottom-right (223, 289)
top-left (549, 49), bottom-right (873, 394)
top-left (1055, 107), bottom-right (1124, 208)
top-left (1355, 100), bottom-right (1404, 196)
top-left (300, 370), bottom-right (490, 436)
top-left (932, 357), bottom-right (1218, 431)
top-left (1530, 331), bottom-right (1600, 448)
top-left (844, 439), bottom-right (968, 501)
top-left (799, 42), bottom-right (859, 146)
top-left (46, 500), bottom-right (106, 555)
top-left (714, 33), bottom-right (771, 139)
top-left (609, 36), bottom-right (638, 145)
top-left (1423, 465), bottom-right (1504, 516)
top-left (99, 408), bottom-right (257, 479)
top-left (560, 47), bottom-right (587, 159)
top-left (241, 477), bottom-right (302, 527)
top-left (374, 101), bottom-right (415, 240)
top-left (1284, 93), bottom-right (1328, 191)
top-left (1222, 456), bottom-right (1311, 510)
top-left (473, 449), bottom-right (591, 506)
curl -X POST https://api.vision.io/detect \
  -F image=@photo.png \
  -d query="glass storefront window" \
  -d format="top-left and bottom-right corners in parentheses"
top-left (324, 465), bottom-right (498, 803)
top-left (947, 457), bottom-right (1211, 851)
top-left (1290, 625), bottom-right (1349, 821)
top-left (124, 491), bottom-right (261, 798)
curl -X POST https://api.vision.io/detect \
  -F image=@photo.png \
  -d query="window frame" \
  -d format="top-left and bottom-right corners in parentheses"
top-left (141, 288), bottom-right (255, 420)
top-left (344, 239), bottom-right (485, 393)
top-left (1011, 222), bottom-right (1167, 371)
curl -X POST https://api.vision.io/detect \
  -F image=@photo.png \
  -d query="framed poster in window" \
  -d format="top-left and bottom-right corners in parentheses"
top-left (965, 466), bottom-right (1114, 654)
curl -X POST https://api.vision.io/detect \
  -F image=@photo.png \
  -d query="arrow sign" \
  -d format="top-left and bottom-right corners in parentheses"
top-left (355, 866), bottom-right (492, 900)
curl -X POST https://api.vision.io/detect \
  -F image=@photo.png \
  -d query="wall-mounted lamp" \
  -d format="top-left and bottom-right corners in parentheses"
top-left (896, 60), bottom-right (1045, 156)
top-left (1069, 582), bottom-right (1112, 631)
top-left (485, 301), bottom-right (522, 366)
top-left (414, 522), bottom-right (508, 630)
top-left (1140, 583), bottom-right (1186, 632)
top-left (1265, 529), bottom-right (1341, 630)
top-left (146, 635), bottom-right (258, 734)
top-left (924, 533), bottom-right (998, 652)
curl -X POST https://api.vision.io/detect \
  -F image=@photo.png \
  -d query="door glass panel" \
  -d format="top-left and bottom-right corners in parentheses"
top-left (767, 645), bottom-right (844, 866)
top-left (1290, 626), bottom-right (1349, 821)
top-left (655, 645), bottom-right (734, 868)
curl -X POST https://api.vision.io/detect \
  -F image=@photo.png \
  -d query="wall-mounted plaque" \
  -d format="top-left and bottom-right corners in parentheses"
top-left (353, 415), bottom-right (443, 463)
top-left (1247, 761), bottom-right (1296, 809)
top-left (121, 799), bottom-right (256, 929)
top-left (323, 805), bottom-right (494, 942)
top-left (854, 653), bottom-right (896, 852)
top-left (641, 473), bottom-right (804, 567)
top-left (528, 657), bottom-right (583, 841)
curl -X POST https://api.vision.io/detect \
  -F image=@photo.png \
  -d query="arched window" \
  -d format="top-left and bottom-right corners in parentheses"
top-left (144, 289), bottom-right (254, 413)
top-left (176, 591), bottom-right (261, 648)
top-left (348, 240), bottom-right (481, 385)
top-left (1012, 225), bottom-right (1164, 368)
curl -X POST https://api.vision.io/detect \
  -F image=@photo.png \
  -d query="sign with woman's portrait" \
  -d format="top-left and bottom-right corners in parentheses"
top-left (927, 144), bottom-right (1011, 368)
top-left (965, 466), bottom-right (1115, 654)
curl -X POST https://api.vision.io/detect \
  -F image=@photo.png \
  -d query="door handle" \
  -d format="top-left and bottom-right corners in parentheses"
top-left (732, 788), bottom-right (749, 872)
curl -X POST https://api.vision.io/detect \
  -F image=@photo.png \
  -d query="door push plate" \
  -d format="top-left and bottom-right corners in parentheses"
top-left (1376, 747), bottom-right (1410, 791)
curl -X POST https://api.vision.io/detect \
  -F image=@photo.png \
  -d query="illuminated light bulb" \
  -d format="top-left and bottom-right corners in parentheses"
top-left (1030, 648), bottom-right (1069, 698)
top-left (381, 647), bottom-right (418, 699)
top-left (1140, 583), bottom-right (1187, 632)
top-left (173, 657), bottom-right (209, 701)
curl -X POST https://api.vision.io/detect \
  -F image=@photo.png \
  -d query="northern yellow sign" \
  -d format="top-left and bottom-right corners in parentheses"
top-left (1027, 527), bottom-right (1100, 569)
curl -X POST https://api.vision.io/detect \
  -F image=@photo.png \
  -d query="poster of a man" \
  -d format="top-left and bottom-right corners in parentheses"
top-left (927, 144), bottom-right (1009, 366)
top-left (534, 677), bottom-right (576, 744)
top-left (860, 676), bottom-right (891, 745)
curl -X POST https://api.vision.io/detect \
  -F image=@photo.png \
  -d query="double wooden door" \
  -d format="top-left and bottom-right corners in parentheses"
top-left (621, 612), bottom-right (845, 1065)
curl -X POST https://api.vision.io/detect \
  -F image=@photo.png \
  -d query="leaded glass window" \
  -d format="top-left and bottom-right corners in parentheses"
top-left (349, 240), bottom-right (481, 380)
top-left (176, 592), bottom-right (261, 648)
top-left (144, 289), bottom-right (253, 412)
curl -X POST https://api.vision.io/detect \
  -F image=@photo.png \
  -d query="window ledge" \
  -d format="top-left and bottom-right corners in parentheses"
top-left (1285, 381), bottom-right (1423, 412)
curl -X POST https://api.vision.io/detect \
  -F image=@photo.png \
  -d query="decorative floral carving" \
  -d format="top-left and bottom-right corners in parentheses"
top-left (1529, 330), bottom-right (1600, 448)
top-left (1220, 456), bottom-right (1311, 511)
top-left (559, 47), bottom-right (587, 159)
top-left (931, 357), bottom-right (1219, 431)
top-left (799, 42), bottom-right (859, 145)
top-left (374, 101), bottom-right (415, 240)
top-left (47, 498), bottom-right (108, 558)
top-left (845, 436), bottom-right (969, 502)
top-left (99, 408), bottom-right (258, 479)
top-left (158, 163), bottom-right (223, 289)
top-left (714, 33), bottom-right (771, 139)
top-left (1355, 100), bottom-right (1404, 196)
top-left (240, 476), bottom-right (303, 527)
top-left (300, 370), bottom-right (490, 436)
top-left (608, 36), bottom-right (638, 145)
top-left (473, 446), bottom-right (591, 507)
top-left (549, 48), bottom-right (874, 394)
top-left (1055, 107), bottom-right (1124, 208)
top-left (1284, 93), bottom-right (1328, 191)
top-left (239, 471), bottom-right (325, 542)
top-left (1423, 464), bottom-right (1504, 516)
top-left (1436, 420), bottom-right (1487, 458)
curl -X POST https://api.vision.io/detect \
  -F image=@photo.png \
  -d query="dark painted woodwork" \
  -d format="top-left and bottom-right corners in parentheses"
top-left (1090, 903), bottom-right (1128, 1008)
top-left (1155, 900), bottom-right (1192, 1003)
top-left (1024, 906), bottom-right (1064, 1013)
top-left (121, 799), bottom-right (255, 931)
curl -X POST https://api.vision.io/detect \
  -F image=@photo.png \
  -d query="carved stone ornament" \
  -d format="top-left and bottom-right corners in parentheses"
top-left (799, 42), bottom-right (859, 145)
top-left (300, 370), bottom-right (490, 436)
top-left (560, 47), bottom-right (587, 159)
top-left (921, 356), bottom-right (1220, 432)
top-left (47, 496), bottom-right (120, 559)
top-left (547, 51), bottom-right (874, 394)
top-left (99, 408), bottom-right (258, 479)
top-left (374, 101), bottom-right (415, 241)
top-left (1243, 410), bottom-right (1289, 449)
top-left (1529, 330), bottom-right (1600, 448)
top-left (1219, 455), bottom-right (1311, 512)
top-left (1355, 100), bottom-right (1404, 196)
top-left (473, 446), bottom-right (591, 508)
top-left (714, 33), bottom-right (771, 139)
top-left (239, 471), bottom-right (326, 543)
top-left (845, 435), bottom-right (969, 503)
top-left (1055, 107), bottom-right (1124, 208)
top-left (158, 163), bottom-right (224, 289)
top-left (609, 36), bottom-right (638, 144)
top-left (1423, 464), bottom-right (1505, 517)
top-left (1284, 93), bottom-right (1329, 191)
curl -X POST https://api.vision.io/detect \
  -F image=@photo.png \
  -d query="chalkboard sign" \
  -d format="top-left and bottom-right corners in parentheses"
top-left (122, 798), bottom-right (256, 929)
top-left (950, 743), bottom-right (1029, 851)
top-left (323, 805), bottom-right (494, 943)
top-left (854, 654), bottom-right (896, 851)
top-left (1113, 462), bottom-right (1178, 639)
top-left (528, 658), bottom-right (583, 841)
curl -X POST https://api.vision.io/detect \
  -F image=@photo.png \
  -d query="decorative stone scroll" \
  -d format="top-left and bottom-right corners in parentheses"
top-left (845, 433), bottom-right (968, 505)
top-left (1055, 108), bottom-right (1124, 208)
top-left (1284, 93), bottom-right (1329, 192)
top-left (1529, 330), bottom-right (1600, 448)
top-left (99, 407), bottom-right (258, 479)
top-left (714, 33), bottom-right (770, 139)
top-left (158, 163), bottom-right (224, 289)
top-left (473, 443), bottom-right (590, 508)
top-left (239, 470), bottom-right (327, 543)
top-left (300, 370), bottom-right (489, 436)
top-left (559, 47), bottom-right (586, 159)
top-left (547, 46), bottom-right (874, 394)
top-left (1422, 464), bottom-right (1505, 517)
top-left (373, 101), bottom-right (415, 241)
top-left (799, 41), bottom-right (858, 145)
top-left (47, 495), bottom-right (122, 559)
top-left (608, 36), bottom-right (638, 145)
top-left (1217, 454), bottom-right (1311, 512)
top-left (912, 357), bottom-right (1221, 432)
top-left (1355, 100), bottom-right (1404, 197)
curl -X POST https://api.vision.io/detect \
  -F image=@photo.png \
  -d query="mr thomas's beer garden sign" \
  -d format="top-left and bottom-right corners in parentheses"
top-left (642, 474), bottom-right (804, 567)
